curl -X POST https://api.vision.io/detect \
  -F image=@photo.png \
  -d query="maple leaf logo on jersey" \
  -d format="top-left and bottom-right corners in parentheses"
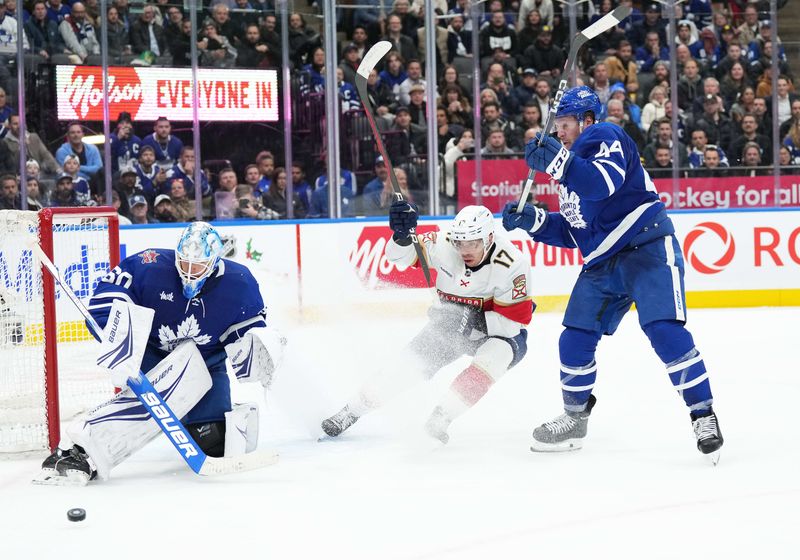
top-left (558, 185), bottom-right (587, 229)
top-left (157, 314), bottom-right (212, 352)
top-left (140, 250), bottom-right (160, 264)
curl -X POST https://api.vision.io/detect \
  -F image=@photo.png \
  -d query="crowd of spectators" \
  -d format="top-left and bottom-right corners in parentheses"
top-left (0, 0), bottom-right (798, 222)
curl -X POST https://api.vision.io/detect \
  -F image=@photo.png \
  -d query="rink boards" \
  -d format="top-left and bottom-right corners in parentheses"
top-left (111, 209), bottom-right (800, 317)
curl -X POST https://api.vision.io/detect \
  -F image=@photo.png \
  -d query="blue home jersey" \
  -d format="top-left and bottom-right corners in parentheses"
top-left (534, 122), bottom-right (669, 267)
top-left (88, 249), bottom-right (267, 362)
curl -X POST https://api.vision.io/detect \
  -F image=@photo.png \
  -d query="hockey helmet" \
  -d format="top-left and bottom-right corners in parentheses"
top-left (450, 205), bottom-right (495, 255)
top-left (555, 85), bottom-right (602, 121)
top-left (175, 222), bottom-right (225, 299)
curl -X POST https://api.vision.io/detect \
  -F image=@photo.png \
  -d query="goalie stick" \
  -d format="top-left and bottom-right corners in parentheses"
top-left (515, 5), bottom-right (632, 211)
top-left (355, 41), bottom-right (434, 289)
top-left (28, 241), bottom-right (278, 477)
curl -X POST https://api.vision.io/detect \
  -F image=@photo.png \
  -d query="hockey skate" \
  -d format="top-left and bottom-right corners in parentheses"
top-left (321, 405), bottom-right (360, 437)
top-left (424, 406), bottom-right (453, 444)
top-left (691, 408), bottom-right (723, 465)
top-left (531, 394), bottom-right (597, 452)
top-left (33, 445), bottom-right (97, 486)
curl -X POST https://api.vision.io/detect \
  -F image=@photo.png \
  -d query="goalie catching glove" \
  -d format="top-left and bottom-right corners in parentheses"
top-left (225, 326), bottom-right (287, 389)
top-left (96, 300), bottom-right (154, 388)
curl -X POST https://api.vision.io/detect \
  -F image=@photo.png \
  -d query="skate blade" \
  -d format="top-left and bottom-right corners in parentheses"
top-left (32, 468), bottom-right (90, 487)
top-left (530, 438), bottom-right (584, 453)
top-left (706, 449), bottom-right (721, 466)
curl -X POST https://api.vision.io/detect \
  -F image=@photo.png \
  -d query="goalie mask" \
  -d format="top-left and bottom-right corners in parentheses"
top-left (450, 205), bottom-right (495, 266)
top-left (175, 222), bottom-right (224, 299)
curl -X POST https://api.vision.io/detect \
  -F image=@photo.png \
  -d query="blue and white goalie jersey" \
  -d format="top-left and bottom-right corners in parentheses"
top-left (88, 249), bottom-right (267, 362)
top-left (535, 122), bottom-right (669, 267)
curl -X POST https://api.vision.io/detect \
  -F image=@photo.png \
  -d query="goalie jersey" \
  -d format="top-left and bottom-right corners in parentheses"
top-left (534, 122), bottom-right (673, 267)
top-left (87, 249), bottom-right (267, 367)
top-left (386, 232), bottom-right (533, 339)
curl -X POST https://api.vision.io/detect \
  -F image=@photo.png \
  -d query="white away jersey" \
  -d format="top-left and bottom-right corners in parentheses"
top-left (386, 232), bottom-right (533, 338)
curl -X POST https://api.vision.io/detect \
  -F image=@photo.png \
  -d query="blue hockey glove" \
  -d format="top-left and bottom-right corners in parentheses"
top-left (501, 201), bottom-right (548, 234)
top-left (525, 133), bottom-right (573, 181)
top-left (389, 200), bottom-right (418, 239)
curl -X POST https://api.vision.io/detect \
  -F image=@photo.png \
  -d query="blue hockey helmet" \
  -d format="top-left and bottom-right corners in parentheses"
top-left (175, 222), bottom-right (225, 299)
top-left (555, 86), bottom-right (602, 121)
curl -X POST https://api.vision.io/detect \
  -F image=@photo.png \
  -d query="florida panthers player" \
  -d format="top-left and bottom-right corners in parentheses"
top-left (502, 86), bottom-right (723, 462)
top-left (321, 204), bottom-right (533, 443)
top-left (36, 222), bottom-right (283, 484)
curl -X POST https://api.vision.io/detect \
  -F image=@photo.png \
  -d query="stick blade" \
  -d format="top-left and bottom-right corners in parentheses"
top-left (357, 40), bottom-right (393, 79)
top-left (580, 5), bottom-right (632, 40)
top-left (198, 449), bottom-right (279, 476)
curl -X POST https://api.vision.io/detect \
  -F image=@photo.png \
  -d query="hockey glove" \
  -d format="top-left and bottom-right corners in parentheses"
top-left (525, 133), bottom-right (573, 181)
top-left (389, 200), bottom-right (418, 239)
top-left (501, 201), bottom-right (548, 235)
top-left (457, 304), bottom-right (487, 340)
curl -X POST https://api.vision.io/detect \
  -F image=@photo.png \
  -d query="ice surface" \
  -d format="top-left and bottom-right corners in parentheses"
top-left (1, 306), bottom-right (798, 559)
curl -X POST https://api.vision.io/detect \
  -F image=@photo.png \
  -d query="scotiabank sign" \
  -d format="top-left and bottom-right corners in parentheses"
top-left (455, 158), bottom-right (800, 212)
top-left (55, 65), bottom-right (278, 122)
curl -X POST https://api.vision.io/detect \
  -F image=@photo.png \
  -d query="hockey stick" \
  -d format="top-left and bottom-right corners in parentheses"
top-left (28, 241), bottom-right (278, 477)
top-left (355, 40), bottom-right (434, 289)
top-left (515, 5), bottom-right (632, 211)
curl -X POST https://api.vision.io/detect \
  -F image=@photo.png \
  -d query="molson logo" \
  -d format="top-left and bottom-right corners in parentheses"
top-left (59, 66), bottom-right (144, 120)
top-left (683, 222), bottom-right (736, 274)
top-left (350, 226), bottom-right (439, 288)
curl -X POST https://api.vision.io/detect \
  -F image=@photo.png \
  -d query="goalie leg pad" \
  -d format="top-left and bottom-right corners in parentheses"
top-left (224, 402), bottom-right (259, 456)
top-left (66, 341), bottom-right (212, 480)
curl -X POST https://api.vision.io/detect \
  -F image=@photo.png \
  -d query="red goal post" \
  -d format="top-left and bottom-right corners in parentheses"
top-left (0, 207), bottom-right (120, 454)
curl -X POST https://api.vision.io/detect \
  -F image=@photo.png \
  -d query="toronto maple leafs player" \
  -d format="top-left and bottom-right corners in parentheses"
top-left (36, 222), bottom-right (284, 484)
top-left (502, 86), bottom-right (723, 463)
top-left (321, 204), bottom-right (533, 443)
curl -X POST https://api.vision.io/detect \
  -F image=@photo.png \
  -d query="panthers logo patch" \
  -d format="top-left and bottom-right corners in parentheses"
top-left (512, 274), bottom-right (527, 300)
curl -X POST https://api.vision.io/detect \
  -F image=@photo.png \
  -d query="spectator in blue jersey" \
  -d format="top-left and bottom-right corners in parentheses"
top-left (253, 151), bottom-right (275, 197)
top-left (378, 51), bottom-right (408, 97)
top-left (55, 122), bottom-right (102, 180)
top-left (46, 0), bottom-right (70, 24)
top-left (635, 31), bottom-right (669, 73)
top-left (60, 154), bottom-right (92, 205)
top-left (300, 46), bottom-right (325, 95)
top-left (141, 117), bottom-right (184, 170)
top-left (165, 146), bottom-right (210, 200)
top-left (308, 166), bottom-right (356, 218)
top-left (337, 67), bottom-right (361, 113)
top-left (130, 145), bottom-right (165, 201)
top-left (503, 85), bottom-right (724, 462)
top-left (688, 127), bottom-right (728, 169)
top-left (109, 112), bottom-right (141, 175)
top-left (361, 156), bottom-right (389, 204)
top-left (512, 68), bottom-right (538, 109)
top-left (291, 164), bottom-right (312, 210)
top-left (685, 0), bottom-right (712, 29)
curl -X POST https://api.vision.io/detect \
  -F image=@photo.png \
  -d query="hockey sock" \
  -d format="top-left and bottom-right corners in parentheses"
top-left (643, 320), bottom-right (713, 412)
top-left (559, 328), bottom-right (601, 413)
top-left (438, 364), bottom-right (495, 419)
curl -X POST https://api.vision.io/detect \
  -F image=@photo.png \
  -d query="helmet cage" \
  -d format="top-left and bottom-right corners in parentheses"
top-left (175, 222), bottom-right (224, 299)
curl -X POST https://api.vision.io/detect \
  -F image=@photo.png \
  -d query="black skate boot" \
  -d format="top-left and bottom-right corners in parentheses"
top-left (691, 408), bottom-right (723, 465)
top-left (531, 394), bottom-right (597, 452)
top-left (321, 405), bottom-right (360, 437)
top-left (34, 445), bottom-right (97, 486)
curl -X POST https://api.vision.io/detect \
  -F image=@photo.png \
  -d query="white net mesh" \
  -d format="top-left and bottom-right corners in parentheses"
top-left (0, 209), bottom-right (116, 453)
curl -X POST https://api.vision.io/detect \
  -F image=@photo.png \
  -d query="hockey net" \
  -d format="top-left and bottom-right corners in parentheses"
top-left (0, 207), bottom-right (120, 454)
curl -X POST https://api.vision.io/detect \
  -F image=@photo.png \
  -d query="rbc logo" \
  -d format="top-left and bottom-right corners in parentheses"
top-left (683, 222), bottom-right (736, 274)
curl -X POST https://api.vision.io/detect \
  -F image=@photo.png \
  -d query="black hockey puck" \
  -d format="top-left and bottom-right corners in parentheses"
top-left (67, 508), bottom-right (86, 522)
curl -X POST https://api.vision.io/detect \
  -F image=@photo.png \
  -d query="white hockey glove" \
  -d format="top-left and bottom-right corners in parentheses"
top-left (225, 326), bottom-right (287, 389)
top-left (96, 300), bottom-right (154, 389)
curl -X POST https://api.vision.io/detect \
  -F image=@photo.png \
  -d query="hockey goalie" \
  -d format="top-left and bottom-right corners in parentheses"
top-left (35, 222), bottom-right (285, 485)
